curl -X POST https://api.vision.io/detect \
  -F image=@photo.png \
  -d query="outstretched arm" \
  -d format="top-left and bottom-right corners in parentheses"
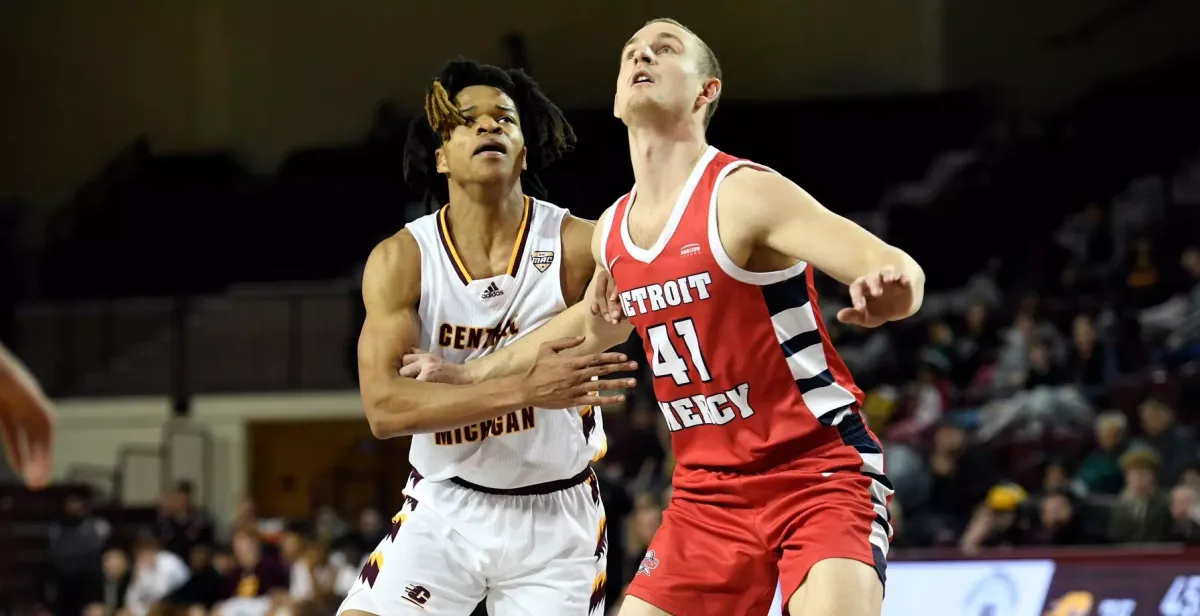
top-left (726, 168), bottom-right (925, 325)
top-left (465, 212), bottom-right (635, 382)
top-left (358, 231), bottom-right (629, 438)
top-left (0, 341), bottom-right (54, 488)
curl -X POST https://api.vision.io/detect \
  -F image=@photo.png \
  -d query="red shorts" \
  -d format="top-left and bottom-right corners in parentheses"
top-left (625, 443), bottom-right (890, 616)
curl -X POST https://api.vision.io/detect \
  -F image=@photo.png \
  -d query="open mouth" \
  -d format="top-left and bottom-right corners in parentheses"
top-left (632, 70), bottom-right (654, 86)
top-left (473, 139), bottom-right (508, 156)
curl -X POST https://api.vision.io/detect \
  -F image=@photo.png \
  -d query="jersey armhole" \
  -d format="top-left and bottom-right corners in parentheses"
top-left (707, 162), bottom-right (809, 286)
top-left (598, 196), bottom-right (624, 274)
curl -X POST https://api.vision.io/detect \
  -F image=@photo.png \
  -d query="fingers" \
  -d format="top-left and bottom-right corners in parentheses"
top-left (0, 413), bottom-right (25, 481)
top-left (568, 352), bottom-right (629, 369)
top-left (398, 362), bottom-right (422, 378)
top-left (604, 293), bottom-right (624, 325)
top-left (579, 362), bottom-right (639, 381)
top-left (866, 270), bottom-right (884, 297)
top-left (848, 279), bottom-right (867, 310)
top-left (837, 307), bottom-right (865, 325)
top-left (23, 440), bottom-right (50, 490)
top-left (401, 353), bottom-right (425, 367)
top-left (577, 393), bottom-right (627, 407)
top-left (543, 336), bottom-right (585, 353)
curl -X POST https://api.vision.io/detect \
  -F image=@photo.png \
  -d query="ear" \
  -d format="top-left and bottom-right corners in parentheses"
top-left (696, 77), bottom-right (721, 114)
top-left (520, 146), bottom-right (528, 171)
top-left (435, 147), bottom-right (449, 175)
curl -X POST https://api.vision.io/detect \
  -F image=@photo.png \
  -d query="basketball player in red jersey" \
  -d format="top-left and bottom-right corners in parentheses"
top-left (0, 341), bottom-right (54, 489)
top-left (403, 18), bottom-right (925, 616)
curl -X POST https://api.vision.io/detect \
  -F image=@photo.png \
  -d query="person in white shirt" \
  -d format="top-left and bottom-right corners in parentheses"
top-left (124, 536), bottom-right (190, 616)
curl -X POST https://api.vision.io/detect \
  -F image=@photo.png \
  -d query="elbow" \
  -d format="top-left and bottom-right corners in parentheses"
top-left (362, 397), bottom-right (417, 439)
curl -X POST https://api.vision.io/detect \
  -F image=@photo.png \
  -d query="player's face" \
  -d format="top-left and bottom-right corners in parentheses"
top-left (614, 22), bottom-right (715, 125)
top-left (436, 86), bottom-right (527, 186)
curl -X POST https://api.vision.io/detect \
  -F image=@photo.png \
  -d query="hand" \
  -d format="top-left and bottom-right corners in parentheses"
top-left (0, 378), bottom-right (54, 490)
top-left (399, 348), bottom-right (473, 384)
top-left (836, 266), bottom-right (916, 328)
top-left (590, 268), bottom-right (625, 325)
top-left (519, 337), bottom-right (637, 408)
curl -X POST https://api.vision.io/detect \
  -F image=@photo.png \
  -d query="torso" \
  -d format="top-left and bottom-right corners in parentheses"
top-left (601, 146), bottom-right (868, 474)
top-left (405, 196), bottom-right (606, 489)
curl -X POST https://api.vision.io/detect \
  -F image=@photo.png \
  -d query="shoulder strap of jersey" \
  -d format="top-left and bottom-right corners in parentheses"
top-left (599, 193), bottom-right (631, 273)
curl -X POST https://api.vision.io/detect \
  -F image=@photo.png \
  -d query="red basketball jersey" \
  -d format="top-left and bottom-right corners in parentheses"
top-left (601, 147), bottom-right (869, 473)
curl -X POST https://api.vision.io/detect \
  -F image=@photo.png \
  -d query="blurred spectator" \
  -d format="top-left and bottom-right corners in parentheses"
top-left (124, 536), bottom-right (190, 616)
top-left (1023, 340), bottom-right (1065, 388)
top-left (1024, 489), bottom-right (1088, 546)
top-left (1124, 236), bottom-right (1168, 309)
top-left (1135, 397), bottom-right (1197, 485)
top-left (166, 544), bottom-right (223, 613)
top-left (908, 423), bottom-right (999, 546)
top-left (46, 493), bottom-right (110, 616)
top-left (1075, 411), bottom-right (1129, 494)
top-left (82, 548), bottom-right (131, 616)
top-left (156, 481), bottom-right (214, 559)
top-left (1168, 485), bottom-right (1200, 543)
top-left (1065, 314), bottom-right (1117, 400)
top-left (330, 508), bottom-right (385, 563)
top-left (217, 528), bottom-right (288, 603)
top-left (1107, 448), bottom-right (1172, 544)
top-left (960, 483), bottom-right (1028, 554)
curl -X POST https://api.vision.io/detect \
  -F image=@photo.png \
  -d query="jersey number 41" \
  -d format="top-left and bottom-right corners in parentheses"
top-left (646, 318), bottom-right (712, 386)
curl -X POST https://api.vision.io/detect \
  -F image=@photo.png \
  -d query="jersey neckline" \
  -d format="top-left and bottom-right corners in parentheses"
top-left (436, 195), bottom-right (533, 285)
top-left (620, 146), bottom-right (719, 264)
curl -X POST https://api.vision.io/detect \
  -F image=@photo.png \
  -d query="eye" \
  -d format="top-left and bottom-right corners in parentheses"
top-left (656, 45), bottom-right (673, 54)
top-left (499, 116), bottom-right (516, 124)
top-left (461, 116), bottom-right (475, 126)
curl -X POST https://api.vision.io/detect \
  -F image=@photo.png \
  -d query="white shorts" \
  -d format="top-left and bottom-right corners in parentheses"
top-left (337, 468), bottom-right (607, 616)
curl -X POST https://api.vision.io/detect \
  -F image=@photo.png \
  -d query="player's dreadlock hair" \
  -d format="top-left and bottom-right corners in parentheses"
top-left (403, 59), bottom-right (577, 211)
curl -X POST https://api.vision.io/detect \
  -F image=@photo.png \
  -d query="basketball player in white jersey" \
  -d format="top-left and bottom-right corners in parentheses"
top-left (0, 340), bottom-right (53, 489)
top-left (339, 60), bottom-right (637, 616)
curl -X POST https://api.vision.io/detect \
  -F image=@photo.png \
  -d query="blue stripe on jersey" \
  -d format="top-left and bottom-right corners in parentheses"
top-left (760, 274), bottom-right (858, 419)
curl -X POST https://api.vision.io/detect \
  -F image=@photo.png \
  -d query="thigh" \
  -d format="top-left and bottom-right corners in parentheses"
top-left (337, 499), bottom-right (485, 616)
top-left (489, 476), bottom-right (607, 616)
top-left (624, 497), bottom-right (777, 616)
top-left (762, 467), bottom-right (889, 616)
top-left (786, 558), bottom-right (882, 616)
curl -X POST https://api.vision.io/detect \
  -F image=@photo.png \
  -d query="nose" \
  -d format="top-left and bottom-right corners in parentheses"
top-left (475, 116), bottom-right (502, 134)
top-left (632, 47), bottom-right (654, 67)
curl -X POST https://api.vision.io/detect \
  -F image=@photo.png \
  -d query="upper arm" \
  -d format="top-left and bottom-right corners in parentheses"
top-left (560, 215), bottom-right (599, 306)
top-left (357, 231), bottom-right (422, 406)
top-left (723, 168), bottom-right (901, 286)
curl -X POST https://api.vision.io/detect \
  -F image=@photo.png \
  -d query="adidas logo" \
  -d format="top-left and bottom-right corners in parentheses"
top-left (481, 282), bottom-right (504, 299)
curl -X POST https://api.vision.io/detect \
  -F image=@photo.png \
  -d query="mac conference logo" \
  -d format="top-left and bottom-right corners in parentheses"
top-left (962, 571), bottom-right (1019, 616)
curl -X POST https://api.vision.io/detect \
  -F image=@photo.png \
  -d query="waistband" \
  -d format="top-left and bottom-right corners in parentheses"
top-left (449, 467), bottom-right (594, 496)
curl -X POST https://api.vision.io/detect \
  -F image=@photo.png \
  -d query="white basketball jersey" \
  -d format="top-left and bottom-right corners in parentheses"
top-left (405, 196), bottom-right (607, 489)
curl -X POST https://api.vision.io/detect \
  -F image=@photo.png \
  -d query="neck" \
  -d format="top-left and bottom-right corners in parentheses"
top-left (445, 180), bottom-right (526, 247)
top-left (627, 118), bottom-right (708, 207)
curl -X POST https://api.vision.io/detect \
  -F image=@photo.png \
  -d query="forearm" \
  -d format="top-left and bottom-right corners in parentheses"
top-left (466, 301), bottom-right (632, 382)
top-left (363, 374), bottom-right (532, 438)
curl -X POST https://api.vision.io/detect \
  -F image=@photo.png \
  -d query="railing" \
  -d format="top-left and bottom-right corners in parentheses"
top-left (12, 284), bottom-right (359, 397)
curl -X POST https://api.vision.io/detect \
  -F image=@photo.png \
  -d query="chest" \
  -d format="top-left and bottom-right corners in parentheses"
top-left (625, 201), bottom-right (678, 251)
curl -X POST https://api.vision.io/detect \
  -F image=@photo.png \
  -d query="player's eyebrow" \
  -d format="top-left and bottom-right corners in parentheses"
top-left (621, 32), bottom-right (685, 55)
top-left (457, 104), bottom-right (518, 114)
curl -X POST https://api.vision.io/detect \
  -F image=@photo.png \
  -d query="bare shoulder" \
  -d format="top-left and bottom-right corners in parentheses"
top-left (560, 214), bottom-right (599, 304)
top-left (715, 164), bottom-right (820, 226)
top-left (363, 229), bottom-right (422, 310)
